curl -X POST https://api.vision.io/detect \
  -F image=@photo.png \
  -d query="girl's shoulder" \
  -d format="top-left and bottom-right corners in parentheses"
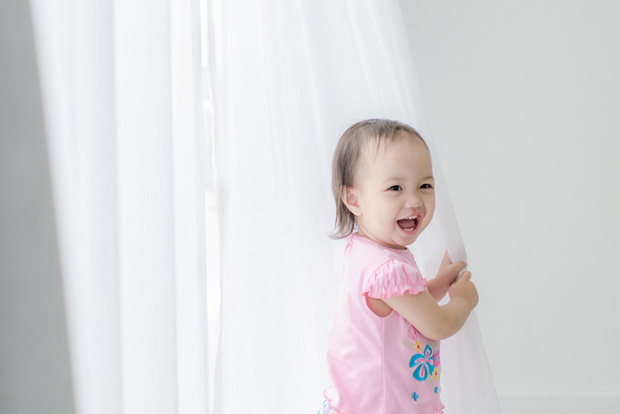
top-left (346, 235), bottom-right (426, 299)
top-left (361, 256), bottom-right (427, 300)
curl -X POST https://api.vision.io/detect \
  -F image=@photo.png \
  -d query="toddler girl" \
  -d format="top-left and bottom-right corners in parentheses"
top-left (320, 119), bottom-right (478, 414)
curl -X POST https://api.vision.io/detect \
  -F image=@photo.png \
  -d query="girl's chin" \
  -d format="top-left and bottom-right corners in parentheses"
top-left (397, 227), bottom-right (419, 242)
top-left (356, 233), bottom-right (403, 250)
top-left (380, 235), bottom-right (412, 250)
top-left (357, 228), bottom-right (420, 249)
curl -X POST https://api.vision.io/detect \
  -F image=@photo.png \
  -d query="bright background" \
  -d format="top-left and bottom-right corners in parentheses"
top-left (400, 0), bottom-right (620, 411)
top-left (3, 1), bottom-right (620, 413)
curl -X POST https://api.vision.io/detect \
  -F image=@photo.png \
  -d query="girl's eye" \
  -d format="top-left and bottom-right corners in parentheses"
top-left (420, 183), bottom-right (434, 190)
top-left (388, 185), bottom-right (402, 191)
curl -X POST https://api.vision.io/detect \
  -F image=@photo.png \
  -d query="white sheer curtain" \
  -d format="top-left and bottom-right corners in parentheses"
top-left (28, 0), bottom-right (499, 412)
top-left (208, 0), bottom-right (500, 413)
top-left (30, 1), bottom-right (209, 413)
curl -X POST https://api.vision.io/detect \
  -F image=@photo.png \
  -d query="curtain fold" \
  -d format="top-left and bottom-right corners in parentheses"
top-left (208, 0), bottom-right (499, 412)
top-left (30, 0), bottom-right (209, 412)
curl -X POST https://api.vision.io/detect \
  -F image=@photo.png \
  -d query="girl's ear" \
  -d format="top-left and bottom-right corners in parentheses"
top-left (341, 186), bottom-right (362, 216)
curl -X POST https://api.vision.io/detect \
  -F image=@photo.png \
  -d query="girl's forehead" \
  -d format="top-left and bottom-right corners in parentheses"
top-left (362, 133), bottom-right (428, 161)
top-left (356, 134), bottom-right (431, 180)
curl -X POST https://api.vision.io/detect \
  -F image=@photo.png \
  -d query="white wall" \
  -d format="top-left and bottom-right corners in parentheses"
top-left (399, 1), bottom-right (620, 412)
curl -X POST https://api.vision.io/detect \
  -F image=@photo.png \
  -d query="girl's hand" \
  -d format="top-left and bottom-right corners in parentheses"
top-left (448, 271), bottom-right (479, 310)
top-left (428, 251), bottom-right (467, 301)
top-left (382, 270), bottom-right (479, 340)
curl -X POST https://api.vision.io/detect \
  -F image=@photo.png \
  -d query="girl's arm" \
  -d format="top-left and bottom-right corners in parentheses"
top-left (382, 271), bottom-right (478, 341)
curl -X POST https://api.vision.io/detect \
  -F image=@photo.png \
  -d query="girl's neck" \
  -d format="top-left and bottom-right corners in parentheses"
top-left (354, 231), bottom-right (407, 250)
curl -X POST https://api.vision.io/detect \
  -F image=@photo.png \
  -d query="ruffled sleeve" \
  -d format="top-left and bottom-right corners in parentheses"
top-left (362, 259), bottom-right (427, 299)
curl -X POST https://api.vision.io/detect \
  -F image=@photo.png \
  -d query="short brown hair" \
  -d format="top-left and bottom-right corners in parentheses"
top-left (330, 119), bottom-right (427, 239)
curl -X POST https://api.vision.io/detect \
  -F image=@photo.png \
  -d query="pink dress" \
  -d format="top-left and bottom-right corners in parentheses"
top-left (324, 234), bottom-right (444, 414)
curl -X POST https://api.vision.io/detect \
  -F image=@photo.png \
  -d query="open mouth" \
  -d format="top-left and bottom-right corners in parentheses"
top-left (397, 215), bottom-right (420, 232)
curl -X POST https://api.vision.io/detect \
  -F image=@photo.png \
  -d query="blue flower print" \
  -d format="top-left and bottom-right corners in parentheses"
top-left (411, 392), bottom-right (419, 401)
top-left (409, 344), bottom-right (435, 381)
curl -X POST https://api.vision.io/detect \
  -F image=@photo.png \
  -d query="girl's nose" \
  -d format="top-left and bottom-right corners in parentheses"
top-left (405, 192), bottom-right (423, 208)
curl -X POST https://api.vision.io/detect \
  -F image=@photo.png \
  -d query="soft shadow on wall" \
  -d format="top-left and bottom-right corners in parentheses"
top-left (399, 0), bottom-right (620, 413)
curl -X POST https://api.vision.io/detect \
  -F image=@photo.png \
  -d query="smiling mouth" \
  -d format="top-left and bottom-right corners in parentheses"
top-left (397, 216), bottom-right (420, 232)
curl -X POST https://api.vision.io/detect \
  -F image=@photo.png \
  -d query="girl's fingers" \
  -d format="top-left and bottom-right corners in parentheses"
top-left (457, 271), bottom-right (471, 283)
top-left (453, 260), bottom-right (467, 273)
top-left (441, 250), bottom-right (452, 265)
top-left (442, 251), bottom-right (467, 273)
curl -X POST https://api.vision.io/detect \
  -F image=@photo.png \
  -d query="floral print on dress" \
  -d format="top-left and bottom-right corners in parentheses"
top-left (408, 325), bottom-right (418, 341)
top-left (410, 344), bottom-right (435, 381)
top-left (405, 328), bottom-right (441, 405)
top-left (432, 349), bottom-right (440, 367)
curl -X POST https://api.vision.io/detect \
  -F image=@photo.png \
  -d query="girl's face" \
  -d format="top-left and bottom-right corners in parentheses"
top-left (344, 134), bottom-right (435, 249)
